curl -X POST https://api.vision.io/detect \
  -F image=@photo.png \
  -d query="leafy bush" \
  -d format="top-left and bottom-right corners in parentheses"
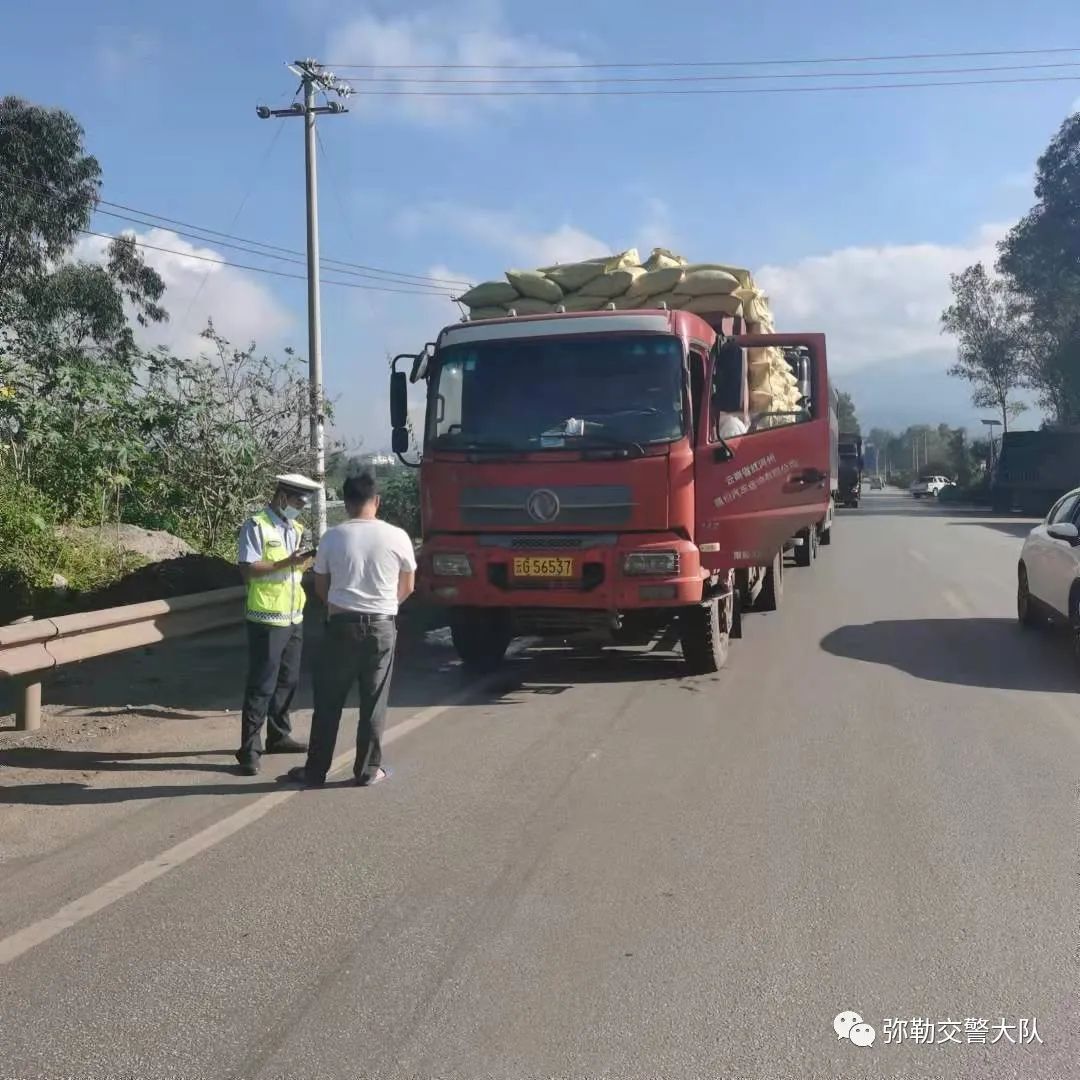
top-left (378, 470), bottom-right (421, 539)
top-left (0, 475), bottom-right (145, 621)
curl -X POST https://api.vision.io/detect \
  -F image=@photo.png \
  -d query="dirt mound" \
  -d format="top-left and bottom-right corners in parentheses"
top-left (69, 554), bottom-right (242, 612)
top-left (59, 524), bottom-right (195, 562)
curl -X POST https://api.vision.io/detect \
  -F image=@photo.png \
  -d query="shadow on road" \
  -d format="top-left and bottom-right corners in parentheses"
top-left (821, 617), bottom-right (1079, 692)
top-left (0, 777), bottom-right (298, 806)
top-left (0, 746), bottom-right (233, 773)
top-left (947, 521), bottom-right (1035, 540)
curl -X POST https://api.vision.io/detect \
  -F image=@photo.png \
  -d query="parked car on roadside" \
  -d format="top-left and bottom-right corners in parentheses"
top-left (1017, 486), bottom-right (1080, 655)
top-left (870, 476), bottom-right (884, 490)
top-left (911, 475), bottom-right (953, 499)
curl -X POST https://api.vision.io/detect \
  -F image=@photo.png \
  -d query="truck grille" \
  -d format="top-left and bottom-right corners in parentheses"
top-left (477, 534), bottom-right (618, 551)
top-left (460, 485), bottom-right (634, 528)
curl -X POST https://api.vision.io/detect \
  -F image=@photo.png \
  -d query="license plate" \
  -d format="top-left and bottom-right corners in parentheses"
top-left (512, 556), bottom-right (576, 578)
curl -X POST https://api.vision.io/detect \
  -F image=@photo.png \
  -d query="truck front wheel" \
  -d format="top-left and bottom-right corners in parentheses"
top-left (679, 590), bottom-right (732, 675)
top-left (754, 551), bottom-right (784, 612)
top-left (794, 526), bottom-right (817, 567)
top-left (450, 609), bottom-right (512, 674)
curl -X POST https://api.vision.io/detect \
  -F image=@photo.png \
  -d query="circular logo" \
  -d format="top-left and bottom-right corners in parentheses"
top-left (526, 488), bottom-right (560, 523)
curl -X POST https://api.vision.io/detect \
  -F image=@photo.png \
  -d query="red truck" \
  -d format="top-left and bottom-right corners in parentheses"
top-left (390, 307), bottom-right (837, 675)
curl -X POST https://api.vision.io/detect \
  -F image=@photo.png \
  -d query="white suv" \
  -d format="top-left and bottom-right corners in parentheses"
top-left (1018, 486), bottom-right (1080, 653)
top-left (911, 475), bottom-right (951, 499)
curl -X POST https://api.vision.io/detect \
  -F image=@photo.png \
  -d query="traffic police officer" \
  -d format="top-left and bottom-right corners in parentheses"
top-left (235, 473), bottom-right (321, 775)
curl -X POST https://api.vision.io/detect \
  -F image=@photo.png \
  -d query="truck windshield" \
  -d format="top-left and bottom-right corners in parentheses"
top-left (427, 334), bottom-right (685, 452)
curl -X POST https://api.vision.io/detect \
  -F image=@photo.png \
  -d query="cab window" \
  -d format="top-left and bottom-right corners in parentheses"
top-left (743, 345), bottom-right (813, 435)
top-left (707, 343), bottom-right (747, 442)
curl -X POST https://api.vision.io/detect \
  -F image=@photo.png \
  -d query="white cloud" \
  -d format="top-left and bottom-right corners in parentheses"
top-left (324, 1), bottom-right (586, 125)
top-left (73, 228), bottom-right (293, 357)
top-left (396, 202), bottom-right (611, 268)
top-left (1071, 96), bottom-right (1080, 115)
top-left (395, 198), bottom-right (678, 271)
top-left (756, 223), bottom-right (1043, 430)
top-left (755, 224), bottom-right (1009, 377)
top-left (96, 30), bottom-right (160, 82)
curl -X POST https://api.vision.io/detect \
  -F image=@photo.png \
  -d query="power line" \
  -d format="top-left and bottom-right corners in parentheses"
top-left (92, 207), bottom-right (456, 291)
top-left (340, 60), bottom-right (1080, 85)
top-left (326, 45), bottom-right (1080, 71)
top-left (3, 170), bottom-right (472, 288)
top-left (78, 229), bottom-right (458, 297)
top-left (342, 74), bottom-right (1080, 97)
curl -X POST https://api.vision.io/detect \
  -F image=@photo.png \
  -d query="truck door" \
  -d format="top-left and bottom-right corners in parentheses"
top-left (694, 333), bottom-right (832, 571)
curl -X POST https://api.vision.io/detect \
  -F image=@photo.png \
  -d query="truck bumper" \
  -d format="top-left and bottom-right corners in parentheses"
top-left (418, 532), bottom-right (708, 613)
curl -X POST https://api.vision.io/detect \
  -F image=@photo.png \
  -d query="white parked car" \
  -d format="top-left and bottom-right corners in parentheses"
top-left (910, 475), bottom-right (952, 499)
top-left (1017, 487), bottom-right (1080, 646)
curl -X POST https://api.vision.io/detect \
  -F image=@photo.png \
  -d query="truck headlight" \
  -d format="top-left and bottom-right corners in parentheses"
top-left (623, 551), bottom-right (679, 576)
top-left (432, 553), bottom-right (473, 577)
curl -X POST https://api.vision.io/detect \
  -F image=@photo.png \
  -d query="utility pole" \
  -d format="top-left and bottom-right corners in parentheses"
top-left (257, 59), bottom-right (352, 539)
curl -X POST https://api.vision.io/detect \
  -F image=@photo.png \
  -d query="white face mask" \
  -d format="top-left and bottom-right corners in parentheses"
top-left (280, 504), bottom-right (302, 521)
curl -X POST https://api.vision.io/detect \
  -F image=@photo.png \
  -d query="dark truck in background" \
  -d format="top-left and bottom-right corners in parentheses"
top-left (837, 432), bottom-right (863, 508)
top-left (991, 429), bottom-right (1080, 517)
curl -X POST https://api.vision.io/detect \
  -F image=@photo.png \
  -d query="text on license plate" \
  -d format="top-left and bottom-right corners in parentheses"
top-left (512, 556), bottom-right (576, 578)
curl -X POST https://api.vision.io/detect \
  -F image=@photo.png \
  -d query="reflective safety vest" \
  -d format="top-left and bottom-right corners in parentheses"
top-left (245, 510), bottom-right (306, 626)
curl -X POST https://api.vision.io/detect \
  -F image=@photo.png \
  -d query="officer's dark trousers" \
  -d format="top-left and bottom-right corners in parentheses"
top-left (305, 614), bottom-right (396, 783)
top-left (238, 621), bottom-right (303, 764)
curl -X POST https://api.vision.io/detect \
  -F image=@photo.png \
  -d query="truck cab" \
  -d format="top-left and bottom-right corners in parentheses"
top-left (391, 308), bottom-right (834, 675)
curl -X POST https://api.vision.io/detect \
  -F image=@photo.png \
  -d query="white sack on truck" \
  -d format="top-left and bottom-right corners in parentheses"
top-left (680, 293), bottom-right (744, 316)
top-left (505, 297), bottom-right (557, 315)
top-left (541, 260), bottom-right (606, 291)
top-left (626, 266), bottom-right (686, 299)
top-left (674, 266), bottom-right (742, 297)
top-left (506, 269), bottom-right (564, 303)
top-left (458, 280), bottom-right (521, 307)
top-left (643, 248), bottom-right (689, 271)
top-left (579, 266), bottom-right (646, 299)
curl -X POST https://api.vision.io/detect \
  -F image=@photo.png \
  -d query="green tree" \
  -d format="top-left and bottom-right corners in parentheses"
top-left (836, 390), bottom-right (860, 434)
top-left (133, 326), bottom-right (325, 553)
top-left (998, 113), bottom-right (1080, 424)
top-left (940, 262), bottom-right (1026, 432)
top-left (947, 427), bottom-right (972, 487)
top-left (0, 96), bottom-right (100, 283)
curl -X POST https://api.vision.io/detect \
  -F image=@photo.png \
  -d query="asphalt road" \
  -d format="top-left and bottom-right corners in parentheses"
top-left (0, 492), bottom-right (1077, 1080)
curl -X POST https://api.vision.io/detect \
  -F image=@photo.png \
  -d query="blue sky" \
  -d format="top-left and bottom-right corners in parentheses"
top-left (6, 0), bottom-right (1080, 446)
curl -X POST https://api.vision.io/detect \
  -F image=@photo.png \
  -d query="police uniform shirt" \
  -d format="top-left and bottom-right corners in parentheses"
top-left (237, 507), bottom-right (302, 565)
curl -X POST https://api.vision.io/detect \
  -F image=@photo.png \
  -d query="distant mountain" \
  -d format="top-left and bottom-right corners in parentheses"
top-left (838, 350), bottom-right (1042, 434)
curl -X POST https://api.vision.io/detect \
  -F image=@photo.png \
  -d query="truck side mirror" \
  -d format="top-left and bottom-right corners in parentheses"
top-left (390, 370), bottom-right (409, 428)
top-left (391, 427), bottom-right (411, 455)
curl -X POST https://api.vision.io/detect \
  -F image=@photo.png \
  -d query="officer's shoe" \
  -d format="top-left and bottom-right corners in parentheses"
top-left (235, 757), bottom-right (260, 777)
top-left (265, 736), bottom-right (309, 754)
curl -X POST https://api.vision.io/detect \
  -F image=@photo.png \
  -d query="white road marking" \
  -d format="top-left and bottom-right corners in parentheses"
top-left (908, 549), bottom-right (928, 565)
top-left (0, 658), bottom-right (524, 967)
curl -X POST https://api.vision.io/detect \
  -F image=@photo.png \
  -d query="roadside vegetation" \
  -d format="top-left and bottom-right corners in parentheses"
top-left (0, 96), bottom-right (325, 621)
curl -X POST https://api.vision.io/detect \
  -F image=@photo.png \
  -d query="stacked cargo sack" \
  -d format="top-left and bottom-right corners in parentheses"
top-left (455, 247), bottom-right (796, 417)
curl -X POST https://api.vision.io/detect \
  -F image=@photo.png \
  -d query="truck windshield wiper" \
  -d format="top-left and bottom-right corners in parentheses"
top-left (435, 439), bottom-right (519, 453)
top-left (579, 406), bottom-right (660, 419)
top-left (558, 432), bottom-right (646, 457)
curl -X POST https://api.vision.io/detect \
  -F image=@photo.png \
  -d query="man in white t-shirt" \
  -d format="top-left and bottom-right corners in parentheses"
top-left (287, 472), bottom-right (416, 787)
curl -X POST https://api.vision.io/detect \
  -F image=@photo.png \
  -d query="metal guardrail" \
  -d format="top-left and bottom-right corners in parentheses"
top-left (0, 587), bottom-right (246, 732)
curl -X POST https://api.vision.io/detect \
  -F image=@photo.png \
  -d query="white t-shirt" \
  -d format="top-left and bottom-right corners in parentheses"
top-left (313, 518), bottom-right (417, 615)
top-left (715, 413), bottom-right (749, 438)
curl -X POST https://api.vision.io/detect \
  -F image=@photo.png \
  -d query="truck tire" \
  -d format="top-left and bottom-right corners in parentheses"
top-left (754, 551), bottom-right (783, 612)
top-left (819, 523), bottom-right (832, 547)
top-left (450, 609), bottom-right (512, 673)
top-left (679, 590), bottom-right (732, 675)
top-left (794, 526), bottom-right (816, 567)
